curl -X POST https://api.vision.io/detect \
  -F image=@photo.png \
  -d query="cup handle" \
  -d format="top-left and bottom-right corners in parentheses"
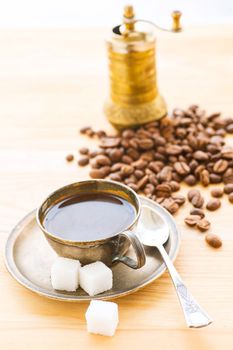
top-left (112, 230), bottom-right (146, 269)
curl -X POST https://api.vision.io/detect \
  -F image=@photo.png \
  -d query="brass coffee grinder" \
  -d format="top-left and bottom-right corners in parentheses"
top-left (104, 5), bottom-right (182, 129)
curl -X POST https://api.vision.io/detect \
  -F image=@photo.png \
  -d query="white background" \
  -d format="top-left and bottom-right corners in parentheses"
top-left (0, 0), bottom-right (232, 28)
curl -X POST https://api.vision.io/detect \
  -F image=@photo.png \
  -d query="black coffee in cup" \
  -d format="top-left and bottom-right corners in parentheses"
top-left (43, 193), bottom-right (136, 241)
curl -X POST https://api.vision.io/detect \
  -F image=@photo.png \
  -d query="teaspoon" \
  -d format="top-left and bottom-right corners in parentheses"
top-left (136, 205), bottom-right (213, 328)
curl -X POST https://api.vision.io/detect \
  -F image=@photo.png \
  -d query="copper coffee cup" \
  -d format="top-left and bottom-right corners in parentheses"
top-left (37, 180), bottom-right (146, 269)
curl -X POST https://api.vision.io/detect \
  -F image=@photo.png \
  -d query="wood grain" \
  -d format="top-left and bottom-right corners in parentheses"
top-left (0, 25), bottom-right (233, 349)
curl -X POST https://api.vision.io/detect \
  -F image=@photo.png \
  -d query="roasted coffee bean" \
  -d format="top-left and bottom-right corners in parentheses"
top-left (148, 174), bottom-right (158, 186)
top-left (109, 172), bottom-right (122, 181)
top-left (166, 145), bottom-right (182, 155)
top-left (145, 168), bottom-right (154, 176)
top-left (206, 127), bottom-right (216, 136)
top-left (178, 155), bottom-right (187, 163)
top-left (100, 166), bottom-right (111, 176)
top-left (157, 166), bottom-right (173, 182)
top-left (224, 117), bottom-right (233, 125)
top-left (168, 155), bottom-right (178, 163)
top-left (207, 144), bottom-right (220, 154)
top-left (169, 181), bottom-right (180, 192)
top-left (124, 176), bottom-right (136, 185)
top-left (137, 175), bottom-right (149, 189)
top-left (182, 145), bottom-right (192, 154)
top-left (223, 168), bottom-right (233, 184)
top-left (95, 154), bottom-right (111, 166)
top-left (228, 193), bottom-right (233, 203)
top-left (194, 165), bottom-right (205, 179)
top-left (205, 233), bottom-right (222, 248)
top-left (156, 184), bottom-right (171, 198)
top-left (154, 136), bottom-right (166, 146)
top-left (80, 126), bottom-right (92, 134)
top-left (175, 127), bottom-right (187, 139)
top-left (193, 151), bottom-right (209, 161)
top-left (190, 208), bottom-right (205, 218)
top-left (210, 173), bottom-right (222, 183)
top-left (200, 169), bottom-right (210, 187)
top-left (179, 117), bottom-right (192, 126)
top-left (111, 163), bottom-right (124, 172)
top-left (140, 151), bottom-right (154, 162)
top-left (85, 129), bottom-right (95, 137)
top-left (212, 121), bottom-right (225, 131)
top-left (166, 201), bottom-right (180, 214)
top-left (154, 152), bottom-right (166, 162)
top-left (221, 148), bottom-right (233, 159)
top-left (139, 139), bottom-right (154, 150)
top-left (133, 159), bottom-right (148, 169)
top-left (109, 148), bottom-right (123, 162)
top-left (184, 215), bottom-right (202, 226)
top-left (189, 104), bottom-right (199, 113)
top-left (96, 130), bottom-right (106, 138)
top-left (121, 165), bottom-right (134, 177)
top-left (162, 198), bottom-right (179, 214)
top-left (184, 175), bottom-right (197, 186)
top-left (210, 135), bottom-right (224, 145)
top-left (79, 147), bottom-right (89, 155)
top-left (135, 169), bottom-right (144, 179)
top-left (78, 156), bottom-right (89, 166)
top-left (188, 189), bottom-right (201, 202)
top-left (89, 150), bottom-right (103, 158)
top-left (66, 154), bottom-right (74, 162)
top-left (226, 124), bottom-right (233, 133)
top-left (189, 159), bottom-right (199, 172)
top-left (211, 188), bottom-right (224, 197)
top-left (137, 129), bottom-right (152, 138)
top-left (216, 128), bottom-right (226, 137)
top-left (90, 159), bottom-right (101, 169)
top-left (121, 139), bottom-right (130, 148)
top-left (157, 147), bottom-right (166, 157)
top-left (100, 137), bottom-right (121, 148)
top-left (206, 161), bottom-right (215, 171)
top-left (121, 129), bottom-right (135, 138)
top-left (191, 193), bottom-right (204, 208)
top-left (126, 148), bottom-right (140, 160)
top-left (129, 138), bottom-right (139, 149)
top-left (89, 169), bottom-right (105, 179)
top-left (206, 198), bottom-right (221, 211)
top-left (172, 194), bottom-right (186, 206)
top-left (174, 162), bottom-right (190, 176)
top-left (213, 159), bottom-right (228, 173)
top-left (196, 219), bottom-right (211, 232)
top-left (224, 184), bottom-right (233, 194)
top-left (208, 112), bottom-right (221, 121)
top-left (172, 172), bottom-right (182, 182)
top-left (187, 135), bottom-right (198, 149)
top-left (122, 155), bottom-right (133, 164)
top-left (148, 161), bottom-right (163, 173)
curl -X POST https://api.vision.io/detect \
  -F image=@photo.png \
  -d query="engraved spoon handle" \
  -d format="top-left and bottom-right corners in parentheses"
top-left (157, 244), bottom-right (213, 328)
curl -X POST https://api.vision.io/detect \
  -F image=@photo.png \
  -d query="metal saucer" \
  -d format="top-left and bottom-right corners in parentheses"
top-left (5, 196), bottom-right (180, 301)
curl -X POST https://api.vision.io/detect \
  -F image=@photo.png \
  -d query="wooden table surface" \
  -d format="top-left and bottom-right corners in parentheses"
top-left (0, 25), bottom-right (233, 349)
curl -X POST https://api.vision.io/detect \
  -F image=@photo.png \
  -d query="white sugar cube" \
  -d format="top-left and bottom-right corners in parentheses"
top-left (86, 300), bottom-right (119, 336)
top-left (51, 257), bottom-right (81, 291)
top-left (79, 261), bottom-right (112, 296)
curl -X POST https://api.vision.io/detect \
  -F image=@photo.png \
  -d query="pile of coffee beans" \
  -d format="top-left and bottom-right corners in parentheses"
top-left (67, 105), bottom-right (233, 248)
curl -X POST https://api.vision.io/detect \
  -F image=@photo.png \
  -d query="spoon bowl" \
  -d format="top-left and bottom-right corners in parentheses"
top-left (136, 205), bottom-right (169, 247)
